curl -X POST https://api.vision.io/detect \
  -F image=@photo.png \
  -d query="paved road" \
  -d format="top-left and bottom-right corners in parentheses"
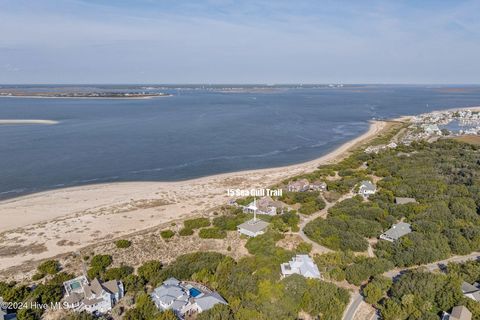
top-left (343, 292), bottom-right (362, 320)
top-left (383, 252), bottom-right (480, 279)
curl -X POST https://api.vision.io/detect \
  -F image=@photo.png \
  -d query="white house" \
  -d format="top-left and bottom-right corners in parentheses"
top-left (358, 180), bottom-right (376, 197)
top-left (280, 255), bottom-right (321, 279)
top-left (63, 276), bottom-right (124, 315)
top-left (151, 278), bottom-right (227, 318)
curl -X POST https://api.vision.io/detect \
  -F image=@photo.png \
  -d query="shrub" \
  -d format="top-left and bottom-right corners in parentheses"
top-left (90, 255), bottom-right (113, 269)
top-left (184, 217), bottom-right (211, 229)
top-left (138, 260), bottom-right (163, 284)
top-left (179, 228), bottom-right (194, 236)
top-left (115, 239), bottom-right (132, 249)
top-left (160, 230), bottom-right (175, 239)
top-left (32, 273), bottom-right (45, 281)
top-left (199, 227), bottom-right (227, 239)
top-left (37, 260), bottom-right (60, 275)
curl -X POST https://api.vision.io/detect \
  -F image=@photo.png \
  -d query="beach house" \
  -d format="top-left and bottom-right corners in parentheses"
top-left (280, 254), bottom-right (321, 279)
top-left (287, 179), bottom-right (310, 192)
top-left (358, 180), bottom-right (376, 197)
top-left (379, 222), bottom-right (412, 242)
top-left (63, 276), bottom-right (124, 315)
top-left (151, 278), bottom-right (227, 318)
top-left (243, 197), bottom-right (285, 216)
top-left (309, 181), bottom-right (327, 192)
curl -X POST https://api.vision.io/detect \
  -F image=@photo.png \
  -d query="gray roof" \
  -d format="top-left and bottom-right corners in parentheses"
top-left (360, 180), bottom-right (376, 191)
top-left (153, 285), bottom-right (186, 305)
top-left (163, 277), bottom-right (180, 286)
top-left (451, 306), bottom-right (472, 320)
top-left (461, 282), bottom-right (480, 294)
top-left (237, 218), bottom-right (269, 233)
top-left (382, 222), bottom-right (412, 240)
top-left (395, 197), bottom-right (417, 205)
top-left (194, 292), bottom-right (227, 311)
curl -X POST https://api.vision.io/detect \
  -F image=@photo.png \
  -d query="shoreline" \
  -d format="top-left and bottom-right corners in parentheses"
top-left (0, 117), bottom-right (397, 271)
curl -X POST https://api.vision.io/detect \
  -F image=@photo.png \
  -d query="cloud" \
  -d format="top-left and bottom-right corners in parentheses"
top-left (0, 0), bottom-right (479, 83)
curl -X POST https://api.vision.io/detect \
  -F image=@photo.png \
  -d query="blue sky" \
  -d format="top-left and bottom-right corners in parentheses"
top-left (0, 0), bottom-right (479, 84)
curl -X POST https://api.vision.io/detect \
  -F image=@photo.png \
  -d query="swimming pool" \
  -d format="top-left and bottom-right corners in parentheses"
top-left (189, 287), bottom-right (202, 297)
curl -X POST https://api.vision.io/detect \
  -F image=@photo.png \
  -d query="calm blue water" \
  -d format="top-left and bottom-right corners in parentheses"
top-left (189, 287), bottom-right (202, 297)
top-left (1, 85), bottom-right (480, 199)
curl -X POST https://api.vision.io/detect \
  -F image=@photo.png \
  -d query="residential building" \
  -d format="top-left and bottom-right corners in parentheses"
top-left (243, 197), bottom-right (285, 216)
top-left (280, 254), bottom-right (321, 279)
top-left (287, 179), bottom-right (310, 192)
top-left (63, 276), bottom-right (124, 315)
top-left (379, 222), bottom-right (412, 242)
top-left (358, 180), bottom-right (376, 197)
top-left (237, 218), bottom-right (269, 237)
top-left (442, 306), bottom-right (472, 320)
top-left (395, 197), bottom-right (417, 205)
top-left (151, 278), bottom-right (227, 319)
top-left (461, 282), bottom-right (480, 302)
top-left (309, 181), bottom-right (327, 192)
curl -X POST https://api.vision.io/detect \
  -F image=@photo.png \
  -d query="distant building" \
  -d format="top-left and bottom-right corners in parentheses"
top-left (461, 282), bottom-right (480, 302)
top-left (151, 278), bottom-right (227, 318)
top-left (287, 179), bottom-right (310, 192)
top-left (395, 197), bottom-right (417, 205)
top-left (280, 255), bottom-right (321, 279)
top-left (379, 222), bottom-right (412, 242)
top-left (442, 306), bottom-right (472, 320)
top-left (63, 276), bottom-right (124, 315)
top-left (358, 180), bottom-right (376, 197)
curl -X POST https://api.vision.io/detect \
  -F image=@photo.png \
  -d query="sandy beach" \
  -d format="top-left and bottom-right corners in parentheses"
top-left (0, 119), bottom-right (393, 272)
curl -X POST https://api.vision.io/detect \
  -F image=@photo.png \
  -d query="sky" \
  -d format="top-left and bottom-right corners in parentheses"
top-left (0, 0), bottom-right (479, 84)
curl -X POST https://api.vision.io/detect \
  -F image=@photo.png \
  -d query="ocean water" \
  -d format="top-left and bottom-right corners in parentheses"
top-left (1, 85), bottom-right (480, 199)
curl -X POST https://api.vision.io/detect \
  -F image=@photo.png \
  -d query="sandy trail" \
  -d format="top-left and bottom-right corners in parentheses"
top-left (0, 120), bottom-right (389, 271)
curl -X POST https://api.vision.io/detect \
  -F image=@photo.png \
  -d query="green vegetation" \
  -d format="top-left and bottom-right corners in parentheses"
top-left (179, 227), bottom-right (194, 236)
top-left (115, 239), bottom-right (132, 248)
top-left (371, 140), bottom-right (480, 267)
top-left (160, 229), bottom-right (175, 239)
top-left (37, 259), bottom-right (60, 275)
top-left (199, 227), bottom-right (227, 239)
top-left (213, 212), bottom-right (249, 231)
top-left (377, 270), bottom-right (479, 319)
top-left (87, 254), bottom-right (113, 279)
top-left (138, 260), bottom-right (163, 284)
top-left (0, 272), bottom-right (75, 319)
top-left (314, 252), bottom-right (393, 285)
top-left (184, 217), bottom-right (211, 229)
top-left (280, 191), bottom-right (326, 215)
